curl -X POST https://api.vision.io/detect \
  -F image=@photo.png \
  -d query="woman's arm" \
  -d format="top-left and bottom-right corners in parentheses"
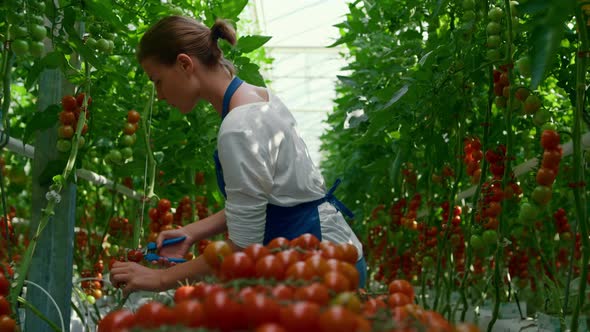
top-left (110, 254), bottom-right (215, 296)
top-left (183, 209), bottom-right (227, 240)
top-left (156, 209), bottom-right (227, 257)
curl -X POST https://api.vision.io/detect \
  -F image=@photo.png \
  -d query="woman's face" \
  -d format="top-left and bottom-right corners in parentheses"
top-left (141, 56), bottom-right (200, 114)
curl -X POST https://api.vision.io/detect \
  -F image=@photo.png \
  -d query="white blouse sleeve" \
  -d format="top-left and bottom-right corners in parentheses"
top-left (218, 129), bottom-right (273, 249)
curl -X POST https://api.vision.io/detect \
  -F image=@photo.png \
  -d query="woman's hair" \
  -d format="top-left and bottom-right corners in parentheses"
top-left (138, 16), bottom-right (236, 75)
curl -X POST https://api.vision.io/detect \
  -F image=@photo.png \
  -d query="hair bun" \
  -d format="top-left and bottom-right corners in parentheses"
top-left (210, 19), bottom-right (236, 46)
top-left (211, 24), bottom-right (223, 41)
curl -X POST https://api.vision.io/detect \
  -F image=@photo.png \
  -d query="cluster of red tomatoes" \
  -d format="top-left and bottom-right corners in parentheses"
top-left (474, 144), bottom-right (522, 230)
top-left (146, 198), bottom-right (176, 244)
top-left (532, 129), bottom-right (562, 204)
top-left (366, 195), bottom-right (431, 283)
top-left (552, 208), bottom-right (583, 275)
top-left (463, 137), bottom-right (482, 184)
top-left (98, 234), bottom-right (479, 332)
top-left (57, 93), bottom-right (91, 153)
top-left (80, 267), bottom-right (105, 301)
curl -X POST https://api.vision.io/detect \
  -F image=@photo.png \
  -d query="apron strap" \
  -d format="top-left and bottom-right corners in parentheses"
top-left (215, 76), bottom-right (244, 197)
top-left (221, 77), bottom-right (244, 119)
top-left (325, 178), bottom-right (355, 219)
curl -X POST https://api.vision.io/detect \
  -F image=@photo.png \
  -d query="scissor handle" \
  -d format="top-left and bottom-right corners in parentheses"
top-left (162, 236), bottom-right (186, 247)
top-left (167, 257), bottom-right (187, 263)
top-left (146, 236), bottom-right (187, 251)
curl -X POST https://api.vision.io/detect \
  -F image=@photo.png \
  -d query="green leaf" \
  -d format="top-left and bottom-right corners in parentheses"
top-left (337, 75), bottom-right (357, 88)
top-left (418, 51), bottom-right (434, 66)
top-left (23, 105), bottom-right (60, 142)
top-left (383, 85), bottom-right (409, 109)
top-left (84, 0), bottom-right (125, 31)
top-left (530, 22), bottom-right (564, 90)
top-left (237, 35), bottom-right (272, 53)
top-left (68, 35), bottom-right (101, 69)
top-left (529, 1), bottom-right (574, 89)
top-left (237, 62), bottom-right (265, 86)
top-left (212, 0), bottom-right (249, 21)
top-left (327, 34), bottom-right (356, 48)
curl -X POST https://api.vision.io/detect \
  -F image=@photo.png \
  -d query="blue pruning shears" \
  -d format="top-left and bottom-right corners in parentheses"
top-left (141, 236), bottom-right (187, 263)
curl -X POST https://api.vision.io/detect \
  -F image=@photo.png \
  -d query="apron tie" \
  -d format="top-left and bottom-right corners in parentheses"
top-left (324, 178), bottom-right (354, 219)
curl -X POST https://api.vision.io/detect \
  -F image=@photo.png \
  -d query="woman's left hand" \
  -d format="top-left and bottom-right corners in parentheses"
top-left (109, 261), bottom-right (165, 296)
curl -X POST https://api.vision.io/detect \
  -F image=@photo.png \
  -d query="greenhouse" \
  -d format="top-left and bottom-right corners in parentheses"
top-left (0, 0), bottom-right (589, 331)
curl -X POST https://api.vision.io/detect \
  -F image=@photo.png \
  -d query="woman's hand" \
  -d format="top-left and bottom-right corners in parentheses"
top-left (109, 261), bottom-right (165, 296)
top-left (156, 227), bottom-right (194, 261)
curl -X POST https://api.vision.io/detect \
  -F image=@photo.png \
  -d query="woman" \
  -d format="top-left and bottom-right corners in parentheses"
top-left (109, 16), bottom-right (365, 295)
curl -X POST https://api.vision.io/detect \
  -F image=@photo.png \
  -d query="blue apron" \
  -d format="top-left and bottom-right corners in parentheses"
top-left (213, 77), bottom-right (366, 287)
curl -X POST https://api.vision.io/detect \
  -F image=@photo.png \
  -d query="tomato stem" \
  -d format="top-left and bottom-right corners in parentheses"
top-left (140, 84), bottom-right (157, 200)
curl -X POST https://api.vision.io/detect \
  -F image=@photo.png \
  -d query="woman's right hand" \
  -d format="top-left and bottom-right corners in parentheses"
top-left (155, 227), bottom-right (194, 262)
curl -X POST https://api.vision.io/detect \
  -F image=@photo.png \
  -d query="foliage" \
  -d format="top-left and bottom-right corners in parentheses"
top-left (321, 0), bottom-right (589, 325)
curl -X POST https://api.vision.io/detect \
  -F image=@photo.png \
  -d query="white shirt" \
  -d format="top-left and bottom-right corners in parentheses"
top-left (217, 90), bottom-right (363, 259)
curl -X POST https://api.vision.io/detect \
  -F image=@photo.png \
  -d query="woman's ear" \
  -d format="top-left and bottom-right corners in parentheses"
top-left (176, 53), bottom-right (195, 73)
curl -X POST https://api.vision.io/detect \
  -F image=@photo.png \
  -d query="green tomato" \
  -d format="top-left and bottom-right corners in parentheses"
top-left (533, 108), bottom-right (551, 127)
top-left (77, 136), bottom-right (85, 148)
top-left (120, 147), bottom-right (133, 159)
top-left (107, 39), bottom-right (115, 53)
top-left (56, 139), bottom-right (72, 153)
top-left (29, 41), bottom-right (44, 58)
top-left (104, 32), bottom-right (117, 41)
top-left (518, 202), bottom-right (538, 222)
top-left (488, 7), bottom-right (504, 22)
top-left (30, 14), bottom-right (45, 25)
top-left (109, 244), bottom-right (120, 256)
top-left (107, 149), bottom-right (123, 164)
top-left (487, 35), bottom-right (502, 48)
top-left (463, 10), bottom-right (476, 22)
top-left (523, 94), bottom-right (541, 114)
top-left (531, 185), bottom-right (552, 206)
top-left (11, 39), bottom-right (29, 57)
top-left (96, 38), bottom-right (110, 53)
top-left (470, 234), bottom-right (484, 251)
top-left (29, 24), bottom-right (47, 41)
top-left (9, 25), bottom-right (28, 38)
top-left (32, 1), bottom-right (46, 12)
top-left (120, 134), bottom-right (136, 147)
top-left (482, 230), bottom-right (498, 246)
top-left (85, 37), bottom-right (98, 50)
top-left (486, 49), bottom-right (501, 61)
top-left (486, 22), bottom-right (502, 35)
top-left (6, 12), bottom-right (24, 25)
top-left (462, 0), bottom-right (475, 10)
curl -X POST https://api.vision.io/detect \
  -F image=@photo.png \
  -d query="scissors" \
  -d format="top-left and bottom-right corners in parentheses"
top-left (132, 236), bottom-right (187, 263)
